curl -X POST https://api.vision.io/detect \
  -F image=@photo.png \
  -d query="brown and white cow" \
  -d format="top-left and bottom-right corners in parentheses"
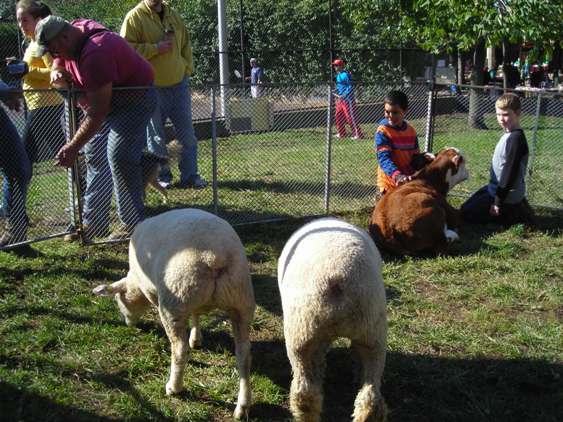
top-left (368, 147), bottom-right (468, 256)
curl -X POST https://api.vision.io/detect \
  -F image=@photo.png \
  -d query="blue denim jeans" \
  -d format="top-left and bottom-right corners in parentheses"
top-left (81, 86), bottom-right (157, 231)
top-left (81, 122), bottom-right (112, 234)
top-left (0, 107), bottom-right (31, 236)
top-left (147, 78), bottom-right (199, 184)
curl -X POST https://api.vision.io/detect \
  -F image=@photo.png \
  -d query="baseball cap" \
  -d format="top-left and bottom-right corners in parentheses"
top-left (33, 16), bottom-right (69, 57)
top-left (332, 59), bottom-right (344, 66)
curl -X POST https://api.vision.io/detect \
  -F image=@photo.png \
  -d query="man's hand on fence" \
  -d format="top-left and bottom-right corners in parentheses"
top-left (50, 69), bottom-right (72, 89)
top-left (56, 143), bottom-right (80, 168)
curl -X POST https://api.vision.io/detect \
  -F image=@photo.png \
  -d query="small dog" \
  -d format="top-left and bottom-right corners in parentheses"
top-left (141, 152), bottom-right (169, 204)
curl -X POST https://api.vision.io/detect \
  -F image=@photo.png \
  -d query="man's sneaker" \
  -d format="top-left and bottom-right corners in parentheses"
top-left (158, 180), bottom-right (171, 189)
top-left (178, 176), bottom-right (208, 190)
top-left (351, 135), bottom-right (364, 140)
top-left (107, 224), bottom-right (136, 241)
top-left (335, 134), bottom-right (344, 139)
top-left (63, 225), bottom-right (109, 242)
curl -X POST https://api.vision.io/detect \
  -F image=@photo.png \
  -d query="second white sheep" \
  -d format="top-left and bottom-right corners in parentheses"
top-left (277, 218), bottom-right (388, 422)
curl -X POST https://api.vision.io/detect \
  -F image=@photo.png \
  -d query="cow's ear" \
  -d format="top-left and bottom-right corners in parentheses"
top-left (452, 154), bottom-right (463, 168)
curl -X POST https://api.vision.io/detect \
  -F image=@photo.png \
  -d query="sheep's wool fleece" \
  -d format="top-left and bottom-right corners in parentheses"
top-left (278, 218), bottom-right (386, 341)
top-left (128, 208), bottom-right (253, 310)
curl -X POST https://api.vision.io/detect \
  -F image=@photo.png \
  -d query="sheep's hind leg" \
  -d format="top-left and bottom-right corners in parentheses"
top-left (351, 340), bottom-right (387, 422)
top-left (229, 309), bottom-right (253, 420)
top-left (159, 305), bottom-right (190, 396)
top-left (189, 314), bottom-right (202, 349)
top-left (287, 340), bottom-right (329, 422)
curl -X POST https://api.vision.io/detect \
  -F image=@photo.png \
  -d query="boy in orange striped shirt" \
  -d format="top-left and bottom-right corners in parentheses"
top-left (375, 90), bottom-right (420, 194)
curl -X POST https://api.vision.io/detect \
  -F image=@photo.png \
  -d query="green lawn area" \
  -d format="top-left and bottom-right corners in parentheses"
top-left (0, 208), bottom-right (561, 421)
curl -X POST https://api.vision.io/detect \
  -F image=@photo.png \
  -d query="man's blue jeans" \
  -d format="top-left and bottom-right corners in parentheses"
top-left (147, 78), bottom-right (199, 184)
top-left (81, 87), bottom-right (156, 232)
top-left (0, 107), bottom-right (31, 237)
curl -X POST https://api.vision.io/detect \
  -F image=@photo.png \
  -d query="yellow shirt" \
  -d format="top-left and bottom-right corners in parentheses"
top-left (120, 1), bottom-right (194, 87)
top-left (22, 41), bottom-right (63, 110)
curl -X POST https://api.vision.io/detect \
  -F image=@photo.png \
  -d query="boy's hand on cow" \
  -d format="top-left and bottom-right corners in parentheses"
top-left (394, 173), bottom-right (411, 186)
top-left (489, 204), bottom-right (500, 217)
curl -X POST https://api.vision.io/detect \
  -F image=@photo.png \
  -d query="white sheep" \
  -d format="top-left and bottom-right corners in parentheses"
top-left (277, 218), bottom-right (388, 422)
top-left (93, 208), bottom-right (255, 419)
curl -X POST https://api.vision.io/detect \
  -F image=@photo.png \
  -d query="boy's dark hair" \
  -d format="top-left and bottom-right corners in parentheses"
top-left (384, 90), bottom-right (408, 110)
top-left (16, 1), bottom-right (52, 19)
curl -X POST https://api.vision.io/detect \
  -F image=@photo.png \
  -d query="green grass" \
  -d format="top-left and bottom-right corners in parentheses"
top-left (1, 208), bottom-right (562, 421)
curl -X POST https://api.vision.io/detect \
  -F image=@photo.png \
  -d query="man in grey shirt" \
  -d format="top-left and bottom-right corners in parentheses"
top-left (461, 93), bottom-right (535, 226)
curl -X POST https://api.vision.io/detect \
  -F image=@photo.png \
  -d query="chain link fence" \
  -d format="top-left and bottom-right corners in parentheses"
top-left (0, 88), bottom-right (74, 249)
top-left (1, 82), bottom-right (562, 249)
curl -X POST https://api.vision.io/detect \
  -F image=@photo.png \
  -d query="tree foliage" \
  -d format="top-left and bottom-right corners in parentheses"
top-left (402, 0), bottom-right (563, 55)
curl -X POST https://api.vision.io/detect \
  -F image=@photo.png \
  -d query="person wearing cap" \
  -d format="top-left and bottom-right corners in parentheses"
top-left (245, 58), bottom-right (263, 98)
top-left (332, 59), bottom-right (364, 140)
top-left (120, 0), bottom-right (207, 190)
top-left (36, 15), bottom-right (157, 240)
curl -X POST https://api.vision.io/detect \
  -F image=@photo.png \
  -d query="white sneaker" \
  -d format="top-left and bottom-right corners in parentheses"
top-left (158, 181), bottom-right (171, 189)
top-left (351, 135), bottom-right (362, 140)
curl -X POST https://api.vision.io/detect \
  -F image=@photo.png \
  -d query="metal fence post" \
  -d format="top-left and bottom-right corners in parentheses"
top-left (66, 87), bottom-right (85, 240)
top-left (526, 92), bottom-right (542, 201)
top-left (211, 85), bottom-right (219, 215)
top-left (324, 84), bottom-right (334, 214)
top-left (424, 85), bottom-right (435, 152)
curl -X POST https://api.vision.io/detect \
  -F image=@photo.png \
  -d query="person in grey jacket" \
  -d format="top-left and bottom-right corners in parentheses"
top-left (461, 93), bottom-right (535, 226)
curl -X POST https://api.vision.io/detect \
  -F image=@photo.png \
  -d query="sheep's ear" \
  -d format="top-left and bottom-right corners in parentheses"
top-left (93, 279), bottom-right (127, 296)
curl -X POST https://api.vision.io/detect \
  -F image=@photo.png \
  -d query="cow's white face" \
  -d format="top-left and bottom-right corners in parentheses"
top-left (444, 148), bottom-right (468, 190)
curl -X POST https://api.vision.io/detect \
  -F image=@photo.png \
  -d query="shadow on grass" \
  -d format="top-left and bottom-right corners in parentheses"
top-left (219, 178), bottom-right (376, 201)
top-left (0, 252), bottom-right (127, 284)
top-left (0, 381), bottom-right (120, 422)
top-left (252, 273), bottom-right (283, 316)
top-left (0, 354), bottom-right (175, 422)
top-left (0, 305), bottom-right (126, 329)
top-left (249, 346), bottom-right (562, 422)
top-left (2, 336), bottom-right (560, 421)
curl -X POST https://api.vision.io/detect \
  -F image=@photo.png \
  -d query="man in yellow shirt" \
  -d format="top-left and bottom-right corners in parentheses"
top-left (121, 0), bottom-right (206, 189)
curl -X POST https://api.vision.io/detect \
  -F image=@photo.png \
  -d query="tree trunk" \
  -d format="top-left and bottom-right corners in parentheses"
top-left (502, 40), bottom-right (508, 92)
top-left (549, 44), bottom-right (561, 85)
top-left (457, 49), bottom-right (463, 85)
top-left (469, 40), bottom-right (487, 129)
